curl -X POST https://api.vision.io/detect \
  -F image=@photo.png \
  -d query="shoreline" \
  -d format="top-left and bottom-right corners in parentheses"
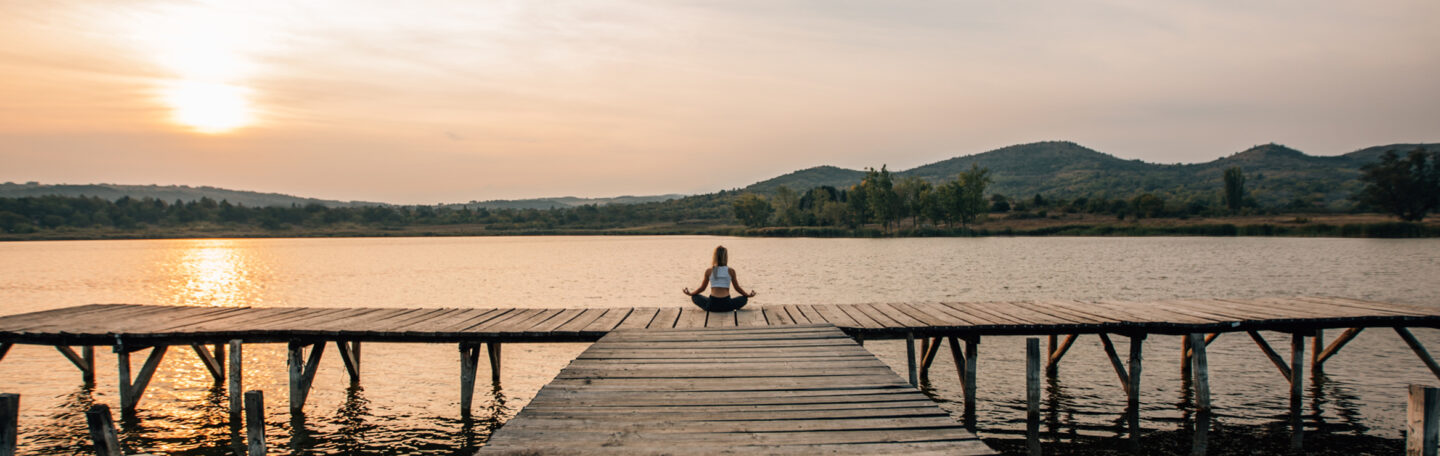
top-left (2, 214), bottom-right (1437, 241)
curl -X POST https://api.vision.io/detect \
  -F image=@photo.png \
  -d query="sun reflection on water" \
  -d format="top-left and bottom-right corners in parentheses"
top-left (158, 239), bottom-right (263, 308)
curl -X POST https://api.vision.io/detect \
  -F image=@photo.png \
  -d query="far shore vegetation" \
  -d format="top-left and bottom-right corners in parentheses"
top-left (3, 148), bottom-right (1436, 241)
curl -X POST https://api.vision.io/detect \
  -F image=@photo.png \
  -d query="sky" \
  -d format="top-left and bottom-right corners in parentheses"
top-left (1, 1), bottom-right (1437, 204)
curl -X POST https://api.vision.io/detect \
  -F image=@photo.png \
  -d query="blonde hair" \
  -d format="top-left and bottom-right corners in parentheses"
top-left (712, 245), bottom-right (728, 268)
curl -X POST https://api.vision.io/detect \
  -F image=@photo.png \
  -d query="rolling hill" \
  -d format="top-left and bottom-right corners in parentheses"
top-left (0, 183), bottom-right (383, 208)
top-left (745, 141), bottom-right (1437, 208)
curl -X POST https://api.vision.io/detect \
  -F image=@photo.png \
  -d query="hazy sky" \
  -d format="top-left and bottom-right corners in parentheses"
top-left (2, 1), bottom-right (1437, 204)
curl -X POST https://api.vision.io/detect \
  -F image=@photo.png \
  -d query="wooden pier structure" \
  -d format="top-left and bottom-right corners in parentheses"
top-left (1, 296), bottom-right (1439, 453)
top-left (480, 325), bottom-right (994, 455)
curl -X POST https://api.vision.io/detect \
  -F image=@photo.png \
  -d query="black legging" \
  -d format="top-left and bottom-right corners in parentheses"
top-left (690, 294), bottom-right (748, 312)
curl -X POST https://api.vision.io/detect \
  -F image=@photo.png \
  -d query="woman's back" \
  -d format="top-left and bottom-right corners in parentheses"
top-left (710, 266), bottom-right (731, 289)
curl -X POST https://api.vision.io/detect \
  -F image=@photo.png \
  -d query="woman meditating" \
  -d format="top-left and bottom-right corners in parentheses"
top-left (682, 245), bottom-right (757, 312)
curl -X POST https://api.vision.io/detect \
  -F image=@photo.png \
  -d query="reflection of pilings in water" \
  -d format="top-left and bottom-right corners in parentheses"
top-left (1043, 373), bottom-right (1079, 445)
top-left (289, 411), bottom-right (312, 453)
top-left (329, 385), bottom-right (372, 454)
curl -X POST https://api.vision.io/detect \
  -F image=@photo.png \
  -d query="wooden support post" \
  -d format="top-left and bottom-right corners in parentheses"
top-left (1290, 332), bottom-right (1305, 452)
top-left (191, 343), bottom-right (225, 385)
top-left (1311, 329), bottom-right (1324, 372)
top-left (337, 341), bottom-right (361, 384)
top-left (906, 332), bottom-right (918, 387)
top-left (919, 337), bottom-right (942, 382)
top-left (1046, 334), bottom-right (1077, 376)
top-left (1189, 333), bottom-right (1211, 456)
top-left (0, 393), bottom-right (17, 456)
top-left (55, 346), bottom-right (95, 385)
top-left (460, 342), bottom-right (481, 417)
top-left (228, 340), bottom-right (242, 420)
top-left (1409, 385), bottom-right (1440, 456)
top-left (1248, 331), bottom-right (1293, 382)
top-left (1316, 328), bottom-right (1363, 367)
top-left (1181, 335), bottom-right (1193, 383)
top-left (487, 342), bottom-right (502, 384)
top-left (1026, 337), bottom-right (1041, 456)
top-left (1127, 334), bottom-right (1145, 451)
top-left (85, 404), bottom-right (122, 456)
top-left (245, 390), bottom-right (266, 456)
top-left (1046, 335), bottom-right (1057, 375)
top-left (949, 335), bottom-right (979, 430)
top-left (287, 341), bottom-right (325, 414)
top-left (116, 344), bottom-right (169, 413)
top-left (1397, 327), bottom-right (1440, 382)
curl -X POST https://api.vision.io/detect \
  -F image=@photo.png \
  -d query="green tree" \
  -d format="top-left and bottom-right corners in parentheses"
top-left (1223, 166), bottom-right (1246, 213)
top-left (732, 193), bottom-right (774, 228)
top-left (1131, 193), bottom-right (1166, 219)
top-left (771, 185), bottom-right (801, 226)
top-left (894, 176), bottom-right (931, 228)
top-left (955, 164), bottom-right (992, 227)
top-left (862, 166), bottom-right (900, 232)
top-left (1356, 149), bottom-right (1439, 221)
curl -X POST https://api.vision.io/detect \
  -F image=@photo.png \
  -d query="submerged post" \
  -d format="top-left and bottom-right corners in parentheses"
top-left (85, 404), bottom-right (122, 456)
top-left (1290, 332), bottom-right (1305, 452)
top-left (1189, 333), bottom-right (1211, 456)
top-left (1128, 334), bottom-right (1145, 452)
top-left (1409, 385), bottom-right (1440, 456)
top-left (1026, 337), bottom-right (1041, 456)
top-left (245, 390), bottom-right (266, 456)
top-left (228, 340), bottom-right (242, 420)
top-left (460, 342), bottom-right (481, 416)
top-left (487, 342), bottom-right (502, 384)
top-left (906, 332), bottom-right (917, 387)
top-left (1, 393), bottom-right (17, 456)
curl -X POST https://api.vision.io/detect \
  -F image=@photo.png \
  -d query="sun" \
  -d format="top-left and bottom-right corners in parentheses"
top-left (163, 81), bottom-right (252, 134)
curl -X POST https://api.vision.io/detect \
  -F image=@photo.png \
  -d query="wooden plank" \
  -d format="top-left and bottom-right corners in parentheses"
top-left (613, 307), bottom-right (659, 330)
top-left (809, 305), bottom-right (861, 328)
top-left (835, 304), bottom-right (882, 329)
top-left (673, 307), bottom-right (709, 329)
top-left (735, 308), bottom-right (768, 327)
top-left (580, 308), bottom-right (633, 334)
top-left (783, 305), bottom-right (814, 324)
top-left (764, 306), bottom-right (795, 325)
top-left (648, 308), bottom-right (681, 329)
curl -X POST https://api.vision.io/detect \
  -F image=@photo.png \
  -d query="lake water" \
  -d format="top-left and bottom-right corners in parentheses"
top-left (1, 236), bottom-right (1437, 455)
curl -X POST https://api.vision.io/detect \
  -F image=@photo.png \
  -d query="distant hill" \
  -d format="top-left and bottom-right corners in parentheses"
top-left (0, 183), bottom-right (383, 208)
top-left (744, 141), bottom-right (1438, 208)
top-left (450, 194), bottom-right (686, 210)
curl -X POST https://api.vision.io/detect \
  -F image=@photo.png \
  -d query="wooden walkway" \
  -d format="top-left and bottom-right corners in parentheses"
top-left (0, 297), bottom-right (1434, 346)
top-left (479, 324), bottom-right (995, 455)
top-left (2, 296), bottom-right (1439, 453)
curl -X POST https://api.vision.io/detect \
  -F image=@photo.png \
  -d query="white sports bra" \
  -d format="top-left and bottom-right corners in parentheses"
top-left (710, 266), bottom-right (731, 289)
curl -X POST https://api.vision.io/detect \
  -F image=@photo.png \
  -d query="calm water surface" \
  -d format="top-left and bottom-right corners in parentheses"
top-left (1, 236), bottom-right (1438, 454)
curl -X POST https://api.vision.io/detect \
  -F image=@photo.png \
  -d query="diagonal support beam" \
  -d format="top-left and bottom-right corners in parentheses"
top-left (1316, 328), bottom-right (1363, 366)
top-left (55, 345), bottom-right (96, 384)
top-left (919, 337), bottom-right (942, 381)
top-left (190, 343), bottom-right (224, 384)
top-left (337, 341), bottom-right (361, 384)
top-left (287, 341), bottom-right (326, 414)
top-left (1396, 327), bottom-right (1440, 382)
top-left (1248, 331), bottom-right (1292, 383)
top-left (1184, 333), bottom-right (1219, 358)
top-left (117, 345), bottom-right (169, 413)
top-left (1098, 333), bottom-right (1131, 396)
top-left (1046, 334), bottom-right (1078, 375)
top-left (0, 343), bottom-right (10, 364)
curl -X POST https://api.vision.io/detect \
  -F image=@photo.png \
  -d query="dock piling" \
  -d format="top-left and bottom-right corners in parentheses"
top-left (116, 344), bottom-right (168, 413)
top-left (337, 341), bottom-right (361, 384)
top-left (1127, 334), bottom-right (1145, 452)
top-left (245, 390), bottom-right (266, 456)
top-left (1408, 384), bottom-right (1440, 456)
top-left (287, 341), bottom-right (325, 414)
top-left (460, 342), bottom-right (481, 416)
top-left (487, 342), bottom-right (502, 384)
top-left (1, 393), bottom-right (17, 456)
top-left (906, 332), bottom-right (917, 387)
top-left (1026, 337), bottom-right (1041, 456)
top-left (1189, 333), bottom-right (1211, 456)
top-left (228, 340), bottom-right (242, 420)
top-left (85, 404), bottom-right (122, 456)
top-left (1290, 332), bottom-right (1305, 452)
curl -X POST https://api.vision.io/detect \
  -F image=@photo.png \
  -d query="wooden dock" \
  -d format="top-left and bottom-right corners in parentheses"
top-left (479, 325), bottom-right (995, 455)
top-left (2, 296), bottom-right (1439, 453)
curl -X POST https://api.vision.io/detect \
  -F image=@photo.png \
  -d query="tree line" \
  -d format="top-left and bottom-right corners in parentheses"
top-left (1, 147), bottom-right (1435, 236)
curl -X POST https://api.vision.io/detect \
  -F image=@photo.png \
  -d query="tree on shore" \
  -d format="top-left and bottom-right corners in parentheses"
top-left (1356, 148), bottom-right (1439, 221)
top-left (862, 166), bottom-right (900, 232)
top-left (732, 193), bottom-right (773, 228)
top-left (1223, 166), bottom-right (1246, 214)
